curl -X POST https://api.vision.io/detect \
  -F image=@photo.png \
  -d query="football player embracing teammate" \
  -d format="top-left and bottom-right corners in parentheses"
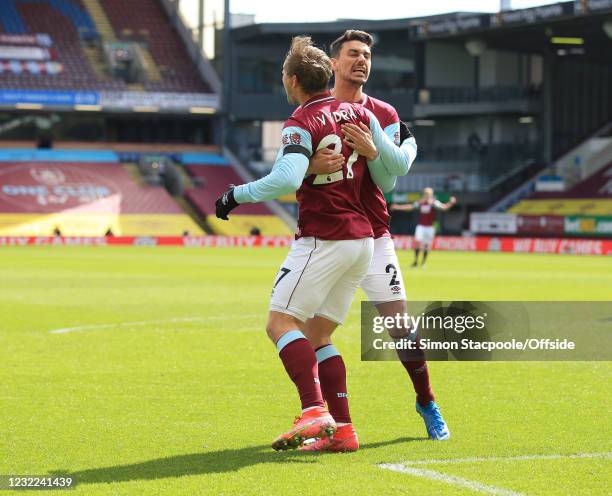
top-left (215, 36), bottom-right (410, 450)
top-left (302, 31), bottom-right (450, 451)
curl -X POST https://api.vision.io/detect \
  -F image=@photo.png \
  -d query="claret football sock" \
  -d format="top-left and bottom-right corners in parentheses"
top-left (276, 330), bottom-right (325, 410)
top-left (395, 336), bottom-right (435, 407)
top-left (315, 344), bottom-right (352, 424)
top-left (402, 362), bottom-right (434, 407)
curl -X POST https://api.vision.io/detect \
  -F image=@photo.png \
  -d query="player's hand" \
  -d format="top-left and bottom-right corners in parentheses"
top-left (307, 148), bottom-right (344, 175)
top-left (390, 203), bottom-right (399, 211)
top-left (449, 196), bottom-right (457, 205)
top-left (215, 186), bottom-right (238, 220)
top-left (341, 122), bottom-right (378, 161)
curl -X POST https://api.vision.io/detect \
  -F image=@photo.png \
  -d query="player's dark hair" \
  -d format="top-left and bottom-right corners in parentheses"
top-left (329, 30), bottom-right (374, 58)
top-left (283, 36), bottom-right (332, 94)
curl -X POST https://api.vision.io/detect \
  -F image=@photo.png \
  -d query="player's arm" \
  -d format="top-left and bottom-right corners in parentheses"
top-left (342, 116), bottom-right (416, 178)
top-left (390, 201), bottom-right (418, 212)
top-left (306, 148), bottom-right (344, 175)
top-left (340, 115), bottom-right (395, 191)
top-left (366, 112), bottom-right (412, 176)
top-left (435, 197), bottom-right (457, 211)
top-left (397, 121), bottom-right (418, 169)
top-left (215, 126), bottom-right (312, 219)
top-left (342, 115), bottom-right (409, 175)
top-left (366, 120), bottom-right (418, 192)
top-left (369, 119), bottom-right (417, 174)
top-left (368, 165), bottom-right (397, 193)
top-left (341, 114), bottom-right (408, 192)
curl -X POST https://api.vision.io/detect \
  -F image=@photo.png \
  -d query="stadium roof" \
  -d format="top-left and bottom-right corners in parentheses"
top-left (412, 1), bottom-right (612, 61)
top-left (412, 1), bottom-right (612, 38)
top-left (232, 1), bottom-right (612, 61)
top-left (231, 12), bottom-right (485, 40)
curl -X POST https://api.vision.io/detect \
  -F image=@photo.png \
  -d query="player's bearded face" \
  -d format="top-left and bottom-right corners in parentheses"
top-left (334, 41), bottom-right (371, 86)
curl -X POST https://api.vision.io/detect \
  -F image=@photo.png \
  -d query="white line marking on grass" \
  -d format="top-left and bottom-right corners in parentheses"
top-left (49, 314), bottom-right (260, 334)
top-left (379, 464), bottom-right (525, 496)
top-left (378, 452), bottom-right (611, 495)
top-left (397, 451), bottom-right (612, 465)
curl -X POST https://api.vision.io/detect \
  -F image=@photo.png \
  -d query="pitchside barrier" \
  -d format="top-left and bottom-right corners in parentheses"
top-left (1, 235), bottom-right (611, 255)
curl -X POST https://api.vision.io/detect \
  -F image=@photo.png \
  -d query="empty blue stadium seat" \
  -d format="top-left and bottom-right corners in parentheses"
top-left (0, 0), bottom-right (98, 39)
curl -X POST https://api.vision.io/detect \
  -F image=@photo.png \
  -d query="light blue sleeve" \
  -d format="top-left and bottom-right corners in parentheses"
top-left (382, 121), bottom-right (417, 172)
top-left (367, 112), bottom-right (410, 176)
top-left (401, 136), bottom-right (418, 167)
top-left (233, 126), bottom-right (312, 203)
top-left (367, 158), bottom-right (397, 193)
top-left (365, 122), bottom-right (399, 192)
top-left (384, 122), bottom-right (401, 145)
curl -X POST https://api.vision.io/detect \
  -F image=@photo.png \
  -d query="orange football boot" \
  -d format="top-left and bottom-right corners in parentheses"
top-left (299, 423), bottom-right (359, 452)
top-left (272, 407), bottom-right (336, 451)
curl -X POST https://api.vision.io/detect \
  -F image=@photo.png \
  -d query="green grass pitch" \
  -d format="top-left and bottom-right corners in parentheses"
top-left (1, 246), bottom-right (611, 495)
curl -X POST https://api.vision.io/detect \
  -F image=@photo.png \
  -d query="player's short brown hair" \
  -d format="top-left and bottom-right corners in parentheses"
top-left (283, 36), bottom-right (332, 95)
top-left (330, 30), bottom-right (374, 58)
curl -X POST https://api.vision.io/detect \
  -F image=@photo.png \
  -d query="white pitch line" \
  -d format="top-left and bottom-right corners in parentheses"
top-left (379, 464), bottom-right (525, 496)
top-left (378, 452), bottom-right (611, 495)
top-left (49, 314), bottom-right (260, 334)
top-left (397, 451), bottom-right (612, 465)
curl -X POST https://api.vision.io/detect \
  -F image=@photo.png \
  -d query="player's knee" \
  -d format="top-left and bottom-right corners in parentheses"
top-left (265, 319), bottom-right (283, 342)
top-left (266, 311), bottom-right (302, 343)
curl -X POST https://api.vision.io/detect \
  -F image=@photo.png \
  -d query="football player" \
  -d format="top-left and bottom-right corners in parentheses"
top-left (391, 187), bottom-right (457, 267)
top-left (302, 31), bottom-right (449, 451)
top-left (215, 36), bottom-right (410, 450)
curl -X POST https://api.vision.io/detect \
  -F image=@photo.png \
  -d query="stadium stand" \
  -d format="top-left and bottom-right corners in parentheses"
top-left (182, 152), bottom-right (291, 236)
top-left (0, 0), bottom-right (209, 92)
top-left (509, 199), bottom-right (612, 216)
top-left (509, 161), bottom-right (612, 216)
top-left (99, 0), bottom-right (208, 92)
top-left (530, 162), bottom-right (612, 199)
top-left (0, 149), bottom-right (203, 235)
top-left (0, 0), bottom-right (126, 90)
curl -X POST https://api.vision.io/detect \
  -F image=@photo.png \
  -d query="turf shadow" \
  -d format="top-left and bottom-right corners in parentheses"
top-left (52, 436), bottom-right (425, 485)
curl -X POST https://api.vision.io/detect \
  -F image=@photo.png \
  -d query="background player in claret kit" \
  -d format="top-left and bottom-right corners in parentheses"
top-left (391, 187), bottom-right (457, 268)
top-left (301, 30), bottom-right (450, 452)
top-left (214, 36), bottom-right (409, 451)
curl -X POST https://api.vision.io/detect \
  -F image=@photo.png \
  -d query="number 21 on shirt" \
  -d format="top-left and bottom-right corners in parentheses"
top-left (312, 134), bottom-right (359, 185)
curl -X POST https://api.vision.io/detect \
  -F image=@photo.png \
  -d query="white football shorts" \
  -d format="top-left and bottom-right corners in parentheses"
top-left (414, 224), bottom-right (435, 246)
top-left (360, 236), bottom-right (407, 303)
top-left (270, 237), bottom-right (374, 324)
